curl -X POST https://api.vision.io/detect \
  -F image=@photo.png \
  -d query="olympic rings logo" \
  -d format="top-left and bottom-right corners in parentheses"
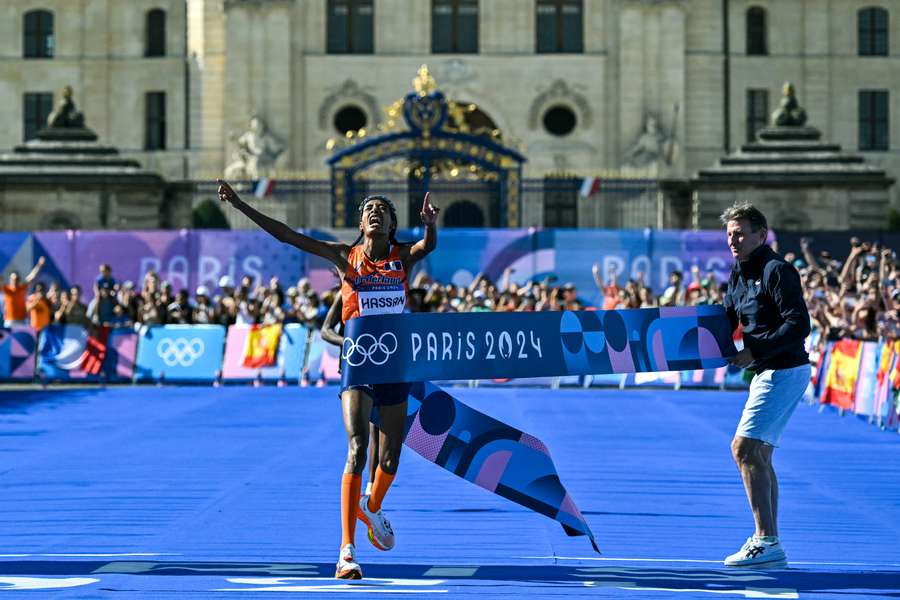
top-left (157, 337), bottom-right (206, 367)
top-left (342, 332), bottom-right (398, 367)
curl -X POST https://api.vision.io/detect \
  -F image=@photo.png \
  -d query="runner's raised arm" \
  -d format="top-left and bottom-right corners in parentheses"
top-left (217, 179), bottom-right (349, 272)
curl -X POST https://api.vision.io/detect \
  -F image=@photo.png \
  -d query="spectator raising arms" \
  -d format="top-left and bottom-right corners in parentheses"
top-left (1, 257), bottom-right (45, 327)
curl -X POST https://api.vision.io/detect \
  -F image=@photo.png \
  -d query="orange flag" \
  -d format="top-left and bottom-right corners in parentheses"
top-left (242, 323), bottom-right (282, 369)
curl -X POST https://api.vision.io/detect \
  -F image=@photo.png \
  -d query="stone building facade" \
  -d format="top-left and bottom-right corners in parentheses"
top-left (1, 0), bottom-right (898, 229)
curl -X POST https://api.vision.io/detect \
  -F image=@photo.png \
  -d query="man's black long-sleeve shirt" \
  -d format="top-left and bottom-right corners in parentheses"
top-left (723, 244), bottom-right (810, 374)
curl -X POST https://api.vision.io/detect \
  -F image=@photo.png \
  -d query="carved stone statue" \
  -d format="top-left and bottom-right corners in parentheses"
top-left (624, 115), bottom-right (676, 170)
top-left (224, 115), bottom-right (285, 179)
top-left (46, 86), bottom-right (85, 128)
top-left (771, 82), bottom-right (807, 127)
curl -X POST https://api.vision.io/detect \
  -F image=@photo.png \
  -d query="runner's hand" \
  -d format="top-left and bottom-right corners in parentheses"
top-left (420, 192), bottom-right (439, 225)
top-left (217, 179), bottom-right (240, 205)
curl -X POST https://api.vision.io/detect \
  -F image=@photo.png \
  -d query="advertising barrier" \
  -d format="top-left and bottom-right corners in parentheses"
top-left (3, 229), bottom-right (752, 306)
top-left (134, 325), bottom-right (226, 383)
top-left (221, 323), bottom-right (309, 382)
top-left (0, 327), bottom-right (37, 380)
top-left (36, 325), bottom-right (138, 382)
top-left (340, 306), bottom-right (737, 387)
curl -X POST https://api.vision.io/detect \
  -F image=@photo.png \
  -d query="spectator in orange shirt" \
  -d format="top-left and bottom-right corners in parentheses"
top-left (1, 257), bottom-right (45, 327)
top-left (592, 263), bottom-right (621, 310)
top-left (26, 282), bottom-right (52, 332)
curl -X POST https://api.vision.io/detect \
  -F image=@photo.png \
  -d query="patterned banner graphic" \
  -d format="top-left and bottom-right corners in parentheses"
top-left (342, 306), bottom-right (737, 386)
top-left (402, 381), bottom-right (598, 551)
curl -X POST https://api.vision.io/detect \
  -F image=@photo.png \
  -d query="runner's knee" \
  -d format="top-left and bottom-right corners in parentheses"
top-left (346, 434), bottom-right (368, 474)
top-left (378, 449), bottom-right (400, 474)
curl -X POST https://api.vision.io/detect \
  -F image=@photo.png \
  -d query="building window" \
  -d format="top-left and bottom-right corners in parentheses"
top-left (859, 90), bottom-right (889, 151)
top-left (432, 0), bottom-right (478, 53)
top-left (23, 10), bottom-right (54, 58)
top-left (536, 0), bottom-right (583, 54)
top-left (746, 89), bottom-right (769, 142)
top-left (146, 9), bottom-right (166, 57)
top-left (24, 92), bottom-right (54, 141)
top-left (542, 105), bottom-right (577, 136)
top-left (334, 105), bottom-right (368, 134)
top-left (858, 7), bottom-right (889, 56)
top-left (145, 92), bottom-right (166, 150)
top-left (746, 6), bottom-right (767, 55)
top-left (327, 0), bottom-right (374, 54)
top-left (543, 177), bottom-right (579, 227)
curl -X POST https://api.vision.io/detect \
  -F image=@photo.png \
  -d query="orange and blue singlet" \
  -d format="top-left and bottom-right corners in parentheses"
top-left (339, 244), bottom-right (411, 405)
top-left (341, 245), bottom-right (409, 323)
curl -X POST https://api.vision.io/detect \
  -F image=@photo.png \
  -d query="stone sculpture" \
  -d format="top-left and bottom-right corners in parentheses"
top-left (771, 82), bottom-right (807, 127)
top-left (224, 115), bottom-right (285, 179)
top-left (46, 86), bottom-right (86, 129)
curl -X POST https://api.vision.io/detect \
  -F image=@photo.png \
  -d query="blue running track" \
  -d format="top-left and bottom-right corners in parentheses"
top-left (0, 386), bottom-right (898, 598)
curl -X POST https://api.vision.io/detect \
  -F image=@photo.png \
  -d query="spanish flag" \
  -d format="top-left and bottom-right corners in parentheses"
top-left (820, 339), bottom-right (863, 410)
top-left (242, 323), bottom-right (282, 369)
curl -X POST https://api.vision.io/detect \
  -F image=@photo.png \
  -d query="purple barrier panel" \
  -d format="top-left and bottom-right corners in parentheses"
top-left (33, 231), bottom-right (75, 289)
top-left (105, 329), bottom-right (137, 381)
top-left (554, 229), bottom-right (651, 305)
top-left (190, 230), bottom-right (308, 293)
top-left (0, 233), bottom-right (32, 273)
top-left (71, 231), bottom-right (188, 301)
top-left (1, 326), bottom-right (37, 380)
top-left (411, 229), bottom-right (538, 289)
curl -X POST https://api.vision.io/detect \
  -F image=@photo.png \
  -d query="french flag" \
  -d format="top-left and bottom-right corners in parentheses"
top-left (579, 177), bottom-right (601, 198)
top-left (253, 178), bottom-right (275, 198)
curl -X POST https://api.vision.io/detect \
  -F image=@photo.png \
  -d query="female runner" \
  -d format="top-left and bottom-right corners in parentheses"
top-left (217, 180), bottom-right (439, 580)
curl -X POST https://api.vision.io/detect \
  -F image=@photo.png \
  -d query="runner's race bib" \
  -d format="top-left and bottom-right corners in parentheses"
top-left (358, 287), bottom-right (406, 316)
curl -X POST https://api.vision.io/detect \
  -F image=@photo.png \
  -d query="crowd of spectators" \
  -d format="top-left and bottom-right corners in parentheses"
top-left (2, 236), bottom-right (898, 347)
top-left (1, 261), bottom-right (330, 333)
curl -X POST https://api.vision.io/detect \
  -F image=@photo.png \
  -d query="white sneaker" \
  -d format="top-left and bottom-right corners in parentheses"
top-left (334, 543), bottom-right (362, 579)
top-left (724, 536), bottom-right (787, 568)
top-left (357, 494), bottom-right (395, 551)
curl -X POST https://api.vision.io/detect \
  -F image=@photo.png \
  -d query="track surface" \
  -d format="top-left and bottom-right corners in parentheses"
top-left (0, 385), bottom-right (898, 598)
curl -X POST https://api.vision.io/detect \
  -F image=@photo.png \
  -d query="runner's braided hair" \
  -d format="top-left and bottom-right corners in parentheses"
top-left (350, 195), bottom-right (411, 248)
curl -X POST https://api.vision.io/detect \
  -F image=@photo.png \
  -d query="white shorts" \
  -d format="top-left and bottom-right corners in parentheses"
top-left (736, 364), bottom-right (811, 447)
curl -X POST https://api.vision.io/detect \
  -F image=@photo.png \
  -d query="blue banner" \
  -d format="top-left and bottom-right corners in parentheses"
top-left (403, 381), bottom-right (598, 551)
top-left (341, 306), bottom-right (737, 386)
top-left (134, 325), bottom-right (226, 382)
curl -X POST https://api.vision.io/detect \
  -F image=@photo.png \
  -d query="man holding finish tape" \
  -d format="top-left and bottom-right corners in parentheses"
top-left (721, 202), bottom-right (811, 569)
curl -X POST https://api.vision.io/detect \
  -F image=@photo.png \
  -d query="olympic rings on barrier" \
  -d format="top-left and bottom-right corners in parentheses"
top-left (342, 332), bottom-right (398, 367)
top-left (157, 337), bottom-right (206, 367)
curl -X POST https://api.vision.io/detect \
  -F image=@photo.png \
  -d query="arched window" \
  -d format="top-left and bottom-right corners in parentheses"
top-left (23, 10), bottom-right (54, 58)
top-left (858, 7), bottom-right (889, 56)
top-left (746, 6), bottom-right (767, 55)
top-left (146, 9), bottom-right (166, 57)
